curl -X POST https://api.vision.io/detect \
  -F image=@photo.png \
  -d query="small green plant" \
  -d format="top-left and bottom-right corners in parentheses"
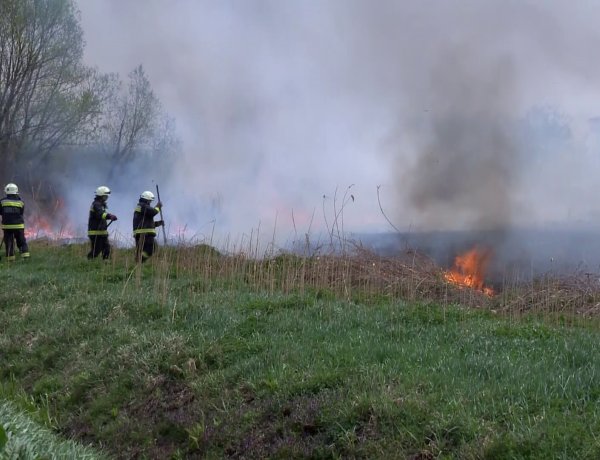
top-left (0, 424), bottom-right (7, 450)
top-left (186, 418), bottom-right (206, 451)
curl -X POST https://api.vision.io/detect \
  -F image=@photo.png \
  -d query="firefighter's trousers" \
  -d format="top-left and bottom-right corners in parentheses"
top-left (87, 235), bottom-right (111, 260)
top-left (3, 229), bottom-right (29, 261)
top-left (135, 234), bottom-right (156, 263)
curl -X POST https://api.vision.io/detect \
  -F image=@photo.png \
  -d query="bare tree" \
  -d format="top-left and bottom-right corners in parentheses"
top-left (105, 65), bottom-right (160, 181)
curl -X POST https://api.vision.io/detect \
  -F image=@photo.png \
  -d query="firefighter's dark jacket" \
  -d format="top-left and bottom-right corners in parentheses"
top-left (133, 199), bottom-right (160, 236)
top-left (88, 197), bottom-right (109, 236)
top-left (0, 194), bottom-right (25, 230)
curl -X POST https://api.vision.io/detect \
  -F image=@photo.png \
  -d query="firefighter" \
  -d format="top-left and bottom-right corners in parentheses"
top-left (87, 186), bottom-right (117, 260)
top-left (132, 190), bottom-right (164, 262)
top-left (0, 183), bottom-right (30, 261)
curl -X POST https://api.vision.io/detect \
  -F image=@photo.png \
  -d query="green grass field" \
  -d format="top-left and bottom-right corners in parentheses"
top-left (1, 242), bottom-right (600, 459)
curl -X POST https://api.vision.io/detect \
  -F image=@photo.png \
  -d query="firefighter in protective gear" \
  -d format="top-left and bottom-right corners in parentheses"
top-left (132, 190), bottom-right (164, 262)
top-left (87, 186), bottom-right (117, 259)
top-left (0, 183), bottom-right (30, 261)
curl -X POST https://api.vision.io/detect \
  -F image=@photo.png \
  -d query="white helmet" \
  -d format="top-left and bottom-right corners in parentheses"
top-left (4, 183), bottom-right (18, 194)
top-left (140, 191), bottom-right (155, 201)
top-left (95, 186), bottom-right (111, 197)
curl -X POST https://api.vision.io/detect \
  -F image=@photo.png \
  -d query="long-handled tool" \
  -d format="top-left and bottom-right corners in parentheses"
top-left (156, 184), bottom-right (167, 245)
top-left (0, 236), bottom-right (4, 261)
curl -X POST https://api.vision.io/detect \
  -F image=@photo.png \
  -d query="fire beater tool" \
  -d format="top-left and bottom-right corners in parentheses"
top-left (155, 184), bottom-right (167, 245)
top-left (0, 236), bottom-right (4, 260)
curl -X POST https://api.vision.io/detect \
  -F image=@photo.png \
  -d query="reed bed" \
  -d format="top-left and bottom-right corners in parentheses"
top-left (136, 236), bottom-right (600, 325)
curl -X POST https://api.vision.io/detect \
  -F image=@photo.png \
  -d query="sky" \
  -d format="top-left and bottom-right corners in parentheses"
top-left (74, 0), bottom-right (600, 249)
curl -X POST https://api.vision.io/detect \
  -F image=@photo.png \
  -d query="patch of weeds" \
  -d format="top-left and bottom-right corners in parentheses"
top-left (483, 434), bottom-right (538, 459)
top-left (186, 418), bottom-right (206, 452)
top-left (242, 294), bottom-right (307, 314)
top-left (424, 418), bottom-right (476, 454)
top-left (375, 398), bottom-right (431, 449)
top-left (355, 292), bottom-right (395, 307)
top-left (402, 304), bottom-right (461, 325)
top-left (259, 377), bottom-right (280, 393)
top-left (288, 371), bottom-right (346, 396)
top-left (66, 371), bottom-right (95, 407)
top-left (99, 272), bottom-right (127, 283)
top-left (313, 288), bottom-right (336, 301)
top-left (136, 302), bottom-right (168, 321)
top-left (32, 374), bottom-right (62, 398)
top-left (180, 279), bottom-right (210, 293)
top-left (26, 343), bottom-right (62, 372)
top-left (233, 314), bottom-right (268, 337)
top-left (200, 324), bottom-right (266, 371)
top-left (201, 347), bottom-right (226, 370)
top-left (494, 323), bottom-right (553, 340)
top-left (157, 420), bottom-right (188, 443)
top-left (159, 363), bottom-right (186, 380)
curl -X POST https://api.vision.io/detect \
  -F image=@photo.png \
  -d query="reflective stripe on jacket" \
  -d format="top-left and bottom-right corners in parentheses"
top-left (88, 197), bottom-right (109, 236)
top-left (0, 195), bottom-right (25, 230)
top-left (132, 200), bottom-right (160, 236)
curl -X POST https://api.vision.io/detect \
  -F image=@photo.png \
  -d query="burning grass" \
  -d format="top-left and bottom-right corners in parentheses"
top-left (22, 197), bottom-right (75, 241)
top-left (153, 240), bottom-right (600, 321)
top-left (443, 246), bottom-right (495, 296)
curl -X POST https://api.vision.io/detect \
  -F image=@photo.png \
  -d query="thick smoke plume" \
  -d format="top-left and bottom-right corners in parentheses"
top-left (66, 1), bottom-right (600, 269)
top-left (400, 49), bottom-right (517, 231)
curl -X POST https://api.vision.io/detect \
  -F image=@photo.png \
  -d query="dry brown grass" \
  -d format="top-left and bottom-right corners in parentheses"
top-left (158, 238), bottom-right (600, 324)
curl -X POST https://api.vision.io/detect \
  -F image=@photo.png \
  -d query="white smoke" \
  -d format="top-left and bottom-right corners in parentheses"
top-left (73, 0), bottom-right (600, 249)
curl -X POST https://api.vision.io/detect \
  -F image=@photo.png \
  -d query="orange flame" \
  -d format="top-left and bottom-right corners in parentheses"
top-left (444, 246), bottom-right (494, 296)
top-left (24, 198), bottom-right (75, 240)
top-left (25, 215), bottom-right (75, 240)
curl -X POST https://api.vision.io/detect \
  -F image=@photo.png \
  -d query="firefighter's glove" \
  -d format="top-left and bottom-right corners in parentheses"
top-left (154, 220), bottom-right (164, 227)
top-left (107, 213), bottom-right (118, 221)
top-left (156, 202), bottom-right (163, 209)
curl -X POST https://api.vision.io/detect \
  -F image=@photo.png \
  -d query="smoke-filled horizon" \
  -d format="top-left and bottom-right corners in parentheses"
top-left (73, 0), bottom-right (600, 248)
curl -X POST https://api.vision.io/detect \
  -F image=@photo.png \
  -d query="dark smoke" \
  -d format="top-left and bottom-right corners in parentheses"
top-left (401, 48), bottom-right (517, 231)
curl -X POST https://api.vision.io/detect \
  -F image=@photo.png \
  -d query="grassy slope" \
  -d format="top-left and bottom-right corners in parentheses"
top-left (1, 243), bottom-right (600, 459)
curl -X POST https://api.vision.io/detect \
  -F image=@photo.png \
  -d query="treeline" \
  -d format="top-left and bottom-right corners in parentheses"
top-left (0, 0), bottom-right (178, 193)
